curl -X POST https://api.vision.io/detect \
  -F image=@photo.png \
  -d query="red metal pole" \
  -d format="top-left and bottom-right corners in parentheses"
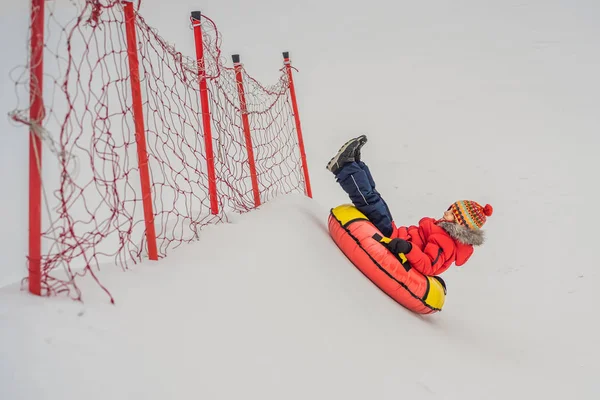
top-left (191, 11), bottom-right (219, 215)
top-left (283, 52), bottom-right (312, 198)
top-left (232, 54), bottom-right (261, 208)
top-left (124, 1), bottom-right (158, 261)
top-left (28, 0), bottom-right (45, 295)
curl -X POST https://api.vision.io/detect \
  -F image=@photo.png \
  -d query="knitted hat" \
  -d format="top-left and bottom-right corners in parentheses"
top-left (449, 200), bottom-right (493, 230)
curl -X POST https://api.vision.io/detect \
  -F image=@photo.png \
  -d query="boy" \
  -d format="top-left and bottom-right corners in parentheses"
top-left (327, 135), bottom-right (493, 276)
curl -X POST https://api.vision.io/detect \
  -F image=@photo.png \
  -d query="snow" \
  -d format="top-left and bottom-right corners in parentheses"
top-left (1, 193), bottom-right (598, 399)
top-left (2, 0), bottom-right (600, 399)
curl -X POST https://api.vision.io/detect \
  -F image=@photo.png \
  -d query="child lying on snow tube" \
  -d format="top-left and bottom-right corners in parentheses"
top-left (326, 135), bottom-right (493, 282)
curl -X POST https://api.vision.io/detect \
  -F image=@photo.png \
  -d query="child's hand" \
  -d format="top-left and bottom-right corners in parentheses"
top-left (381, 237), bottom-right (412, 255)
top-left (373, 234), bottom-right (412, 271)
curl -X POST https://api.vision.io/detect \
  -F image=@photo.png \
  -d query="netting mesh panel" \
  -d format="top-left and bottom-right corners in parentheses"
top-left (10, 1), bottom-right (307, 302)
top-left (242, 70), bottom-right (304, 204)
top-left (135, 13), bottom-right (220, 255)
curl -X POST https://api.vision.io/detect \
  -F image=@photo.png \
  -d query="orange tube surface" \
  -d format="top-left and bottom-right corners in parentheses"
top-left (328, 205), bottom-right (446, 314)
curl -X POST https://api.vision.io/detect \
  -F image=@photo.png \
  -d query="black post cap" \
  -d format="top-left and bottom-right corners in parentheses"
top-left (282, 51), bottom-right (290, 59)
top-left (232, 54), bottom-right (241, 63)
top-left (191, 11), bottom-right (201, 20)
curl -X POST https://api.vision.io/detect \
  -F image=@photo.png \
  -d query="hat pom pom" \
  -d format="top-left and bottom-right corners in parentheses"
top-left (483, 204), bottom-right (493, 217)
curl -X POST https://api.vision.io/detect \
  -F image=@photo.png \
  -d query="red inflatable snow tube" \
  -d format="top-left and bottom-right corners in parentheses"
top-left (328, 204), bottom-right (446, 314)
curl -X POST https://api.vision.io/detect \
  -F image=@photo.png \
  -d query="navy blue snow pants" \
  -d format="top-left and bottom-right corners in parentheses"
top-left (334, 161), bottom-right (395, 237)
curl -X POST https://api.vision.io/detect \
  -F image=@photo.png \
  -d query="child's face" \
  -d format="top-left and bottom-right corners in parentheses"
top-left (443, 210), bottom-right (455, 222)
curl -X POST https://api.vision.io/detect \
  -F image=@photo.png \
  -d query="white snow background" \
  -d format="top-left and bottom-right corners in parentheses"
top-left (1, 0), bottom-right (599, 399)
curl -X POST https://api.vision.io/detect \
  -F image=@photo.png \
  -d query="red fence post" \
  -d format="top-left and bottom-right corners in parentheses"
top-left (28, 0), bottom-right (45, 295)
top-left (232, 54), bottom-right (261, 208)
top-left (283, 52), bottom-right (312, 198)
top-left (124, 1), bottom-right (158, 261)
top-left (191, 11), bottom-right (219, 215)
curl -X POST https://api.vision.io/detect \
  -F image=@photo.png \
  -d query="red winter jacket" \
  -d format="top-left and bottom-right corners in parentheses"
top-left (390, 217), bottom-right (475, 276)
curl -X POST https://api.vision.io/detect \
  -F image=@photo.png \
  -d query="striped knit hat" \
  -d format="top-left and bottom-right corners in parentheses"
top-left (449, 200), bottom-right (493, 230)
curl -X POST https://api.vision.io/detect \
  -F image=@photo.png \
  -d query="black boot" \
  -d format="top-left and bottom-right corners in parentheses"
top-left (326, 136), bottom-right (365, 174)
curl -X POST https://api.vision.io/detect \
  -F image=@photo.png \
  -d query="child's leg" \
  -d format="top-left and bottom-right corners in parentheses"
top-left (356, 161), bottom-right (377, 191)
top-left (335, 162), bottom-right (394, 237)
top-left (357, 161), bottom-right (395, 224)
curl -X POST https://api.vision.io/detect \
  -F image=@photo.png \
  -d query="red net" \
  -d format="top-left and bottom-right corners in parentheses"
top-left (10, 0), bottom-right (309, 302)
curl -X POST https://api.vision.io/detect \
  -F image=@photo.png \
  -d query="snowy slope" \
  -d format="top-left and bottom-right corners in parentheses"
top-left (0, 194), bottom-right (597, 399)
top-left (2, 0), bottom-right (600, 399)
